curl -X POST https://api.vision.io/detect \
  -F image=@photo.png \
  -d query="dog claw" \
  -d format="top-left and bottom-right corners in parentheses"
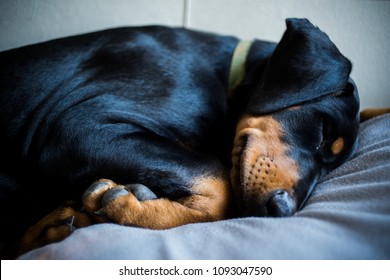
top-left (65, 215), bottom-right (75, 226)
top-left (95, 208), bottom-right (106, 216)
top-left (66, 215), bottom-right (76, 233)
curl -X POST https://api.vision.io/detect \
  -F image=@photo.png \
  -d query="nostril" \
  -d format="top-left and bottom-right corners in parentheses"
top-left (266, 190), bottom-right (296, 217)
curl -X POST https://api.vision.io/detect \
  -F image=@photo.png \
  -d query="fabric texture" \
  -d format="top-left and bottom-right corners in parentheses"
top-left (19, 114), bottom-right (390, 260)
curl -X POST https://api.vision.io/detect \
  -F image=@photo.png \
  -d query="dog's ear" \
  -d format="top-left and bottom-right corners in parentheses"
top-left (247, 18), bottom-right (353, 114)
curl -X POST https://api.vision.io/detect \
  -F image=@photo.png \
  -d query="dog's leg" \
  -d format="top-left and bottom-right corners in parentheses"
top-left (82, 176), bottom-right (231, 229)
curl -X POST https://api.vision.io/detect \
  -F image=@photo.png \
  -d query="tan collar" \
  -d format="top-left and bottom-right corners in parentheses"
top-left (228, 40), bottom-right (253, 98)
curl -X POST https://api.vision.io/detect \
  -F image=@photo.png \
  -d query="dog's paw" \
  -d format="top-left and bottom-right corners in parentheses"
top-left (81, 177), bottom-right (230, 230)
top-left (14, 201), bottom-right (93, 257)
top-left (82, 179), bottom-right (157, 222)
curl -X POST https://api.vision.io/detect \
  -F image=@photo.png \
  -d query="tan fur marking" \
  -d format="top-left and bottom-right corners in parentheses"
top-left (231, 115), bottom-right (299, 203)
top-left (179, 176), bottom-right (231, 220)
top-left (331, 137), bottom-right (344, 155)
top-left (102, 177), bottom-right (231, 229)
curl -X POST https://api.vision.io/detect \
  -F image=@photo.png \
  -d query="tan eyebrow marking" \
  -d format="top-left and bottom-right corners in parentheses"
top-left (331, 137), bottom-right (344, 155)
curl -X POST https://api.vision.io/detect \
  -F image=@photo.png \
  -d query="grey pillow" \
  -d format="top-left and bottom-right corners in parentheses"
top-left (20, 114), bottom-right (390, 260)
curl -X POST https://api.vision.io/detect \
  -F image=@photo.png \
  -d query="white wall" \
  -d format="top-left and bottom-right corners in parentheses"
top-left (0, 0), bottom-right (389, 109)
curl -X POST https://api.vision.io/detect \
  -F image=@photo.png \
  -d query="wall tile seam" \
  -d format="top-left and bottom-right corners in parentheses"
top-left (183, 0), bottom-right (191, 27)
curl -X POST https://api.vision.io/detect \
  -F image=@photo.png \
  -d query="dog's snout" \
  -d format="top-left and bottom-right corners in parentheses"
top-left (266, 190), bottom-right (296, 217)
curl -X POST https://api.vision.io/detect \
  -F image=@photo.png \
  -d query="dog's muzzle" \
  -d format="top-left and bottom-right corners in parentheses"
top-left (231, 115), bottom-right (299, 217)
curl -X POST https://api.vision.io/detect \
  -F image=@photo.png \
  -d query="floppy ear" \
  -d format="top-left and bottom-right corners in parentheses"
top-left (247, 18), bottom-right (353, 114)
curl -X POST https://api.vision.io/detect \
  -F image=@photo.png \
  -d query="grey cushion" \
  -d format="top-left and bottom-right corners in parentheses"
top-left (19, 114), bottom-right (390, 259)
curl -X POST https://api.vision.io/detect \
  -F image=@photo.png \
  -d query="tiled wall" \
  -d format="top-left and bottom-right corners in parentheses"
top-left (0, 0), bottom-right (389, 108)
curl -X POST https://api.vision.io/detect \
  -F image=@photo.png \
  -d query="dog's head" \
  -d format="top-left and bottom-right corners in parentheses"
top-left (231, 18), bottom-right (360, 217)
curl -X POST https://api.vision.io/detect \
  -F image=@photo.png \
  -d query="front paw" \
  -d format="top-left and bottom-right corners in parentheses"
top-left (82, 179), bottom-right (157, 222)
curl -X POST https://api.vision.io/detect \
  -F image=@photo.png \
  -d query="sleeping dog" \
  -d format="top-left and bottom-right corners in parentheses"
top-left (0, 18), bottom-right (360, 257)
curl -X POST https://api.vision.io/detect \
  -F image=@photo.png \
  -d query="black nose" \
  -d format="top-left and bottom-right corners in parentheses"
top-left (266, 190), bottom-right (296, 217)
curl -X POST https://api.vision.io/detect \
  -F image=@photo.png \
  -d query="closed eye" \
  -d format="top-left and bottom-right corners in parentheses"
top-left (316, 117), bottom-right (327, 152)
top-left (316, 116), bottom-right (344, 163)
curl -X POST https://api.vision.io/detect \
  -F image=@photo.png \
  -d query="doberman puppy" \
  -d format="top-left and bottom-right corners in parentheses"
top-left (0, 18), bottom-right (360, 258)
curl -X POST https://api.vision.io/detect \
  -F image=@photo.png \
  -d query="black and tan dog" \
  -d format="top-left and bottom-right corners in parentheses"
top-left (0, 18), bottom-right (361, 257)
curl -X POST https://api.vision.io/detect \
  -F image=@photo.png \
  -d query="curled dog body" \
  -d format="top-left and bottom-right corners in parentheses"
top-left (0, 18), bottom-right (359, 258)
